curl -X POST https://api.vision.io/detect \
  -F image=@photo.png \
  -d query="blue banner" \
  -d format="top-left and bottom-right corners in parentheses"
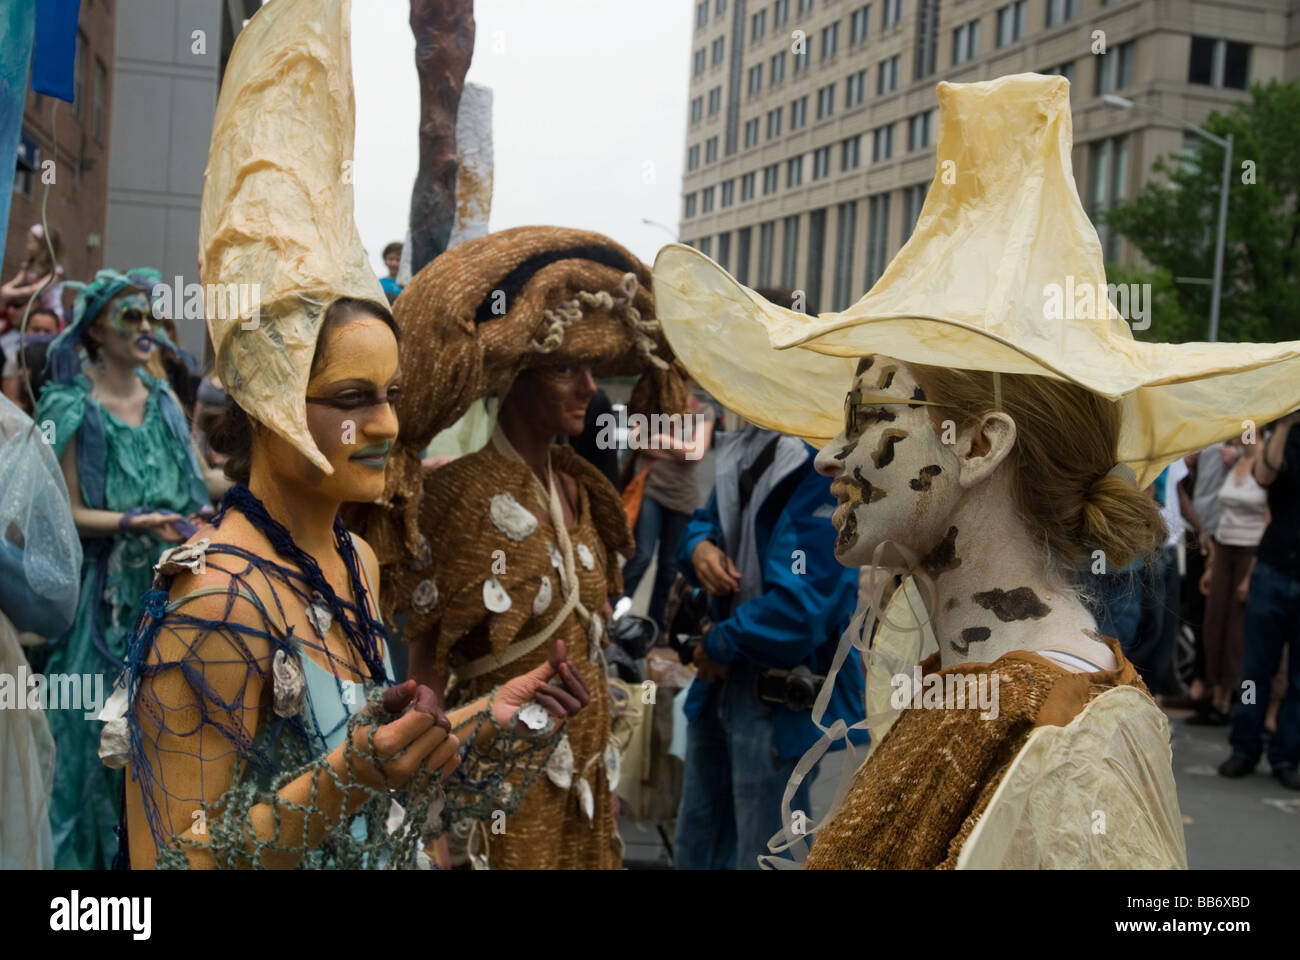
top-left (32, 0), bottom-right (77, 102)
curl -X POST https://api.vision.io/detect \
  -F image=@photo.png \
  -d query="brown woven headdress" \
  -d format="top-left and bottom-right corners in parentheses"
top-left (353, 225), bottom-right (688, 570)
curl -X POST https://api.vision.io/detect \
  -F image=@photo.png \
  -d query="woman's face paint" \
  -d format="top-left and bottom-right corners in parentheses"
top-left (293, 315), bottom-right (401, 503)
top-left (92, 291), bottom-right (155, 367)
top-left (814, 356), bottom-right (963, 568)
top-left (508, 364), bottom-right (597, 439)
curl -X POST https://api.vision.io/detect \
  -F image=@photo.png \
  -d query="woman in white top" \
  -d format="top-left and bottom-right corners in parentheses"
top-left (1197, 439), bottom-right (1269, 722)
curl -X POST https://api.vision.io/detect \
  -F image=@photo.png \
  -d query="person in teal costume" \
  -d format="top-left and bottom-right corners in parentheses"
top-left (36, 267), bottom-right (209, 869)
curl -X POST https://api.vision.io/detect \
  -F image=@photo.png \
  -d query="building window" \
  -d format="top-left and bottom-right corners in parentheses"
top-left (845, 69), bottom-right (867, 108)
top-left (699, 236), bottom-right (713, 256)
top-left (763, 163), bottom-right (780, 195)
top-left (872, 123), bottom-right (894, 162)
top-left (688, 144), bottom-right (700, 170)
top-left (813, 145), bottom-right (832, 180)
top-left (794, 44), bottom-right (810, 74)
top-left (1045, 0), bottom-right (1077, 28)
top-left (806, 208), bottom-right (827, 313)
top-left (774, 0), bottom-right (790, 30)
top-left (781, 214), bottom-right (800, 289)
top-left (767, 108), bottom-right (783, 139)
top-left (790, 95), bottom-right (808, 129)
top-left (882, 0), bottom-right (902, 29)
top-left (952, 18), bottom-right (980, 65)
top-left (93, 58), bottom-right (107, 143)
top-left (1094, 40), bottom-right (1135, 96)
top-left (702, 186), bottom-right (716, 212)
top-left (866, 193), bottom-right (891, 288)
top-left (996, 1), bottom-right (1027, 47)
top-left (1089, 135), bottom-right (1129, 262)
top-left (697, 2), bottom-right (709, 29)
top-left (850, 5), bottom-right (871, 45)
top-left (742, 171), bottom-right (757, 200)
top-left (745, 117), bottom-right (760, 147)
top-left (691, 96), bottom-right (704, 124)
top-left (1188, 37), bottom-right (1251, 90)
top-left (706, 136), bottom-right (719, 164)
top-left (816, 83), bottom-right (835, 120)
top-left (712, 36), bottom-right (726, 66)
top-left (717, 231), bottom-right (732, 270)
top-left (877, 55), bottom-right (899, 95)
top-left (914, 0), bottom-right (940, 80)
top-left (798, 0), bottom-right (815, 15)
top-left (759, 220), bottom-right (777, 286)
top-left (841, 134), bottom-right (862, 170)
top-left (833, 201), bottom-right (858, 310)
top-left (694, 48), bottom-right (707, 76)
top-left (787, 155), bottom-right (804, 188)
top-left (753, 9), bottom-right (767, 42)
top-left (738, 226), bottom-right (753, 283)
top-left (901, 182), bottom-right (928, 241)
top-left (721, 179), bottom-right (735, 207)
top-left (749, 64), bottom-right (764, 96)
top-left (770, 51), bottom-right (787, 85)
top-left (906, 109), bottom-right (933, 151)
top-left (821, 21), bottom-right (839, 61)
top-left (717, 0), bottom-right (727, 14)
top-left (685, 193), bottom-right (698, 219)
top-left (708, 85), bottom-right (723, 114)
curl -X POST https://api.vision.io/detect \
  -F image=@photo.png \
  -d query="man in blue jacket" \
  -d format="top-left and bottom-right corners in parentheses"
top-left (673, 424), bottom-right (867, 869)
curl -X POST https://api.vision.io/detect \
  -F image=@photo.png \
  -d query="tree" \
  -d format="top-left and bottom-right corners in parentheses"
top-left (1101, 79), bottom-right (1300, 344)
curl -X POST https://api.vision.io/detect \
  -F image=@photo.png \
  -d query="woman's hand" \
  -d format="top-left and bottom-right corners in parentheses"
top-left (1235, 577), bottom-right (1251, 605)
top-left (1199, 569), bottom-right (1212, 597)
top-left (347, 680), bottom-right (461, 791)
top-left (127, 511), bottom-right (187, 542)
top-left (494, 639), bottom-right (592, 730)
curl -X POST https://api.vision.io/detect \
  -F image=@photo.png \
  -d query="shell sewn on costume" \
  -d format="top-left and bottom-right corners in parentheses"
top-left (517, 701), bottom-right (551, 732)
top-left (588, 615), bottom-right (603, 663)
top-left (533, 576), bottom-right (553, 615)
top-left (604, 741), bottom-right (621, 792)
top-left (547, 541), bottom-right (562, 570)
top-left (489, 492), bottom-right (538, 541)
top-left (98, 718), bottom-right (130, 769)
top-left (272, 648), bottom-right (307, 718)
top-left (412, 577), bottom-right (439, 615)
top-left (577, 777), bottom-right (594, 822)
top-left (154, 538), bottom-right (211, 580)
top-left (545, 733), bottom-right (574, 789)
top-left (306, 590), bottom-right (333, 638)
top-left (405, 533), bottom-right (433, 572)
top-left (577, 543), bottom-right (595, 571)
top-left (483, 577), bottom-right (512, 613)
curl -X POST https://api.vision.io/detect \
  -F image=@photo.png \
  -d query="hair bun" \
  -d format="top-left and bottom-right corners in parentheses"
top-left (1079, 471), bottom-right (1165, 571)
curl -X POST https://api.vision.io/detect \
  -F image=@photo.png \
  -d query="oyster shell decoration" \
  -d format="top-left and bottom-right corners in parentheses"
top-left (490, 492), bottom-right (538, 541)
top-left (604, 741), bottom-right (622, 791)
top-left (483, 577), bottom-right (512, 613)
top-left (588, 614), bottom-right (604, 663)
top-left (577, 777), bottom-right (595, 822)
top-left (98, 717), bottom-right (130, 770)
top-left (412, 577), bottom-right (439, 615)
top-left (154, 538), bottom-right (211, 578)
top-left (306, 590), bottom-right (333, 638)
top-left (545, 733), bottom-right (574, 789)
top-left (547, 541), bottom-right (562, 570)
top-left (272, 648), bottom-right (307, 718)
top-left (533, 576), bottom-right (553, 615)
top-left (576, 543), bottom-right (595, 571)
top-left (406, 533), bottom-right (432, 572)
top-left (517, 701), bottom-right (551, 732)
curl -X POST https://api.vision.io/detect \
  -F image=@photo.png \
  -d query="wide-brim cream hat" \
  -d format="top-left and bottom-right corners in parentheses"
top-left (654, 73), bottom-right (1300, 487)
top-left (200, 0), bottom-right (387, 475)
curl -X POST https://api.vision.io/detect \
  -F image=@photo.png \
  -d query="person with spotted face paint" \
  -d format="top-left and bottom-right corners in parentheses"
top-left (654, 73), bottom-right (1300, 868)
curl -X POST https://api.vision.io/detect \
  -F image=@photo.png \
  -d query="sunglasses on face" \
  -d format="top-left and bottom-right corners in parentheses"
top-left (110, 297), bottom-right (153, 331)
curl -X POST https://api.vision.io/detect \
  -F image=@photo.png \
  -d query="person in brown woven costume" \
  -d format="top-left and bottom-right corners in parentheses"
top-left (346, 227), bottom-right (689, 868)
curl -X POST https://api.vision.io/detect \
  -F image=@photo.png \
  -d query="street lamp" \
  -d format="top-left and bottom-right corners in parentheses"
top-left (1101, 94), bottom-right (1232, 342)
top-left (641, 218), bottom-right (679, 242)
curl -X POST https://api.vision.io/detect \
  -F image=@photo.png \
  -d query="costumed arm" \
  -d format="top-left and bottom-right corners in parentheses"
top-left (57, 435), bottom-right (182, 539)
top-left (703, 466), bottom-right (849, 670)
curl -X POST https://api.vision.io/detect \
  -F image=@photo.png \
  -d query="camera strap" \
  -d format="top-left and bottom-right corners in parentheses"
top-left (737, 433), bottom-right (781, 517)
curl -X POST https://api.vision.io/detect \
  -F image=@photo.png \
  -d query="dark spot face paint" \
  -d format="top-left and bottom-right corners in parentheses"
top-left (944, 597), bottom-right (959, 612)
top-left (971, 587), bottom-right (1052, 622)
top-left (920, 525), bottom-right (961, 577)
top-left (952, 626), bottom-right (991, 655)
top-left (908, 386), bottom-right (928, 409)
top-left (833, 438), bottom-right (859, 461)
top-left (872, 429), bottom-right (908, 469)
top-left (908, 464), bottom-right (943, 491)
top-left (855, 356), bottom-right (875, 377)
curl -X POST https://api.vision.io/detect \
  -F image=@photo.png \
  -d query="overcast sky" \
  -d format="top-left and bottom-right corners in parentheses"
top-left (349, 0), bottom-right (692, 278)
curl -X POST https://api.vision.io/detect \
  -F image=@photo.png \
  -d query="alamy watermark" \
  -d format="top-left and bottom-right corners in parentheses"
top-left (890, 666), bottom-right (1000, 720)
top-left (0, 667), bottom-right (104, 719)
top-left (1042, 278), bottom-right (1151, 331)
top-left (594, 410), bottom-right (709, 461)
top-left (151, 277), bottom-right (262, 330)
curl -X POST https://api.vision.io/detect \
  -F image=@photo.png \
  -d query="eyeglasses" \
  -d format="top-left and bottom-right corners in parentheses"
top-left (110, 296), bottom-right (153, 331)
top-left (843, 388), bottom-right (943, 436)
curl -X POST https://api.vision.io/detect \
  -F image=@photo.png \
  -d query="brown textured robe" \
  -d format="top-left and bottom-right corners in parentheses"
top-left (806, 636), bottom-right (1149, 869)
top-left (403, 443), bottom-right (631, 869)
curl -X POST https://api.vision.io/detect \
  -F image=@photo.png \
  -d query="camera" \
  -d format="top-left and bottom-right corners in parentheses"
top-left (757, 664), bottom-right (826, 711)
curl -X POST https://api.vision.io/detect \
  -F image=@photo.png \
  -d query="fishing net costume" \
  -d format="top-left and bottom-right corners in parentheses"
top-left (101, 484), bottom-right (559, 869)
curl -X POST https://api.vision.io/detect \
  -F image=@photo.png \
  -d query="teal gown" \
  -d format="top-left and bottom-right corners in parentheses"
top-left (37, 370), bottom-right (208, 869)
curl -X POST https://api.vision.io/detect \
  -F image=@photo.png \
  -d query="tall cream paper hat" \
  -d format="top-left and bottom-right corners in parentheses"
top-left (654, 73), bottom-right (1300, 487)
top-left (200, 0), bottom-right (387, 474)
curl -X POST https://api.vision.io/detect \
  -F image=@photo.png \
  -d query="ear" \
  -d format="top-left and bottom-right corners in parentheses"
top-left (955, 412), bottom-right (1016, 489)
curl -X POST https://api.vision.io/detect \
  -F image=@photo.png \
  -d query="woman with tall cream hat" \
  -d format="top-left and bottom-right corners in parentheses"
top-left (653, 73), bottom-right (1300, 869)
